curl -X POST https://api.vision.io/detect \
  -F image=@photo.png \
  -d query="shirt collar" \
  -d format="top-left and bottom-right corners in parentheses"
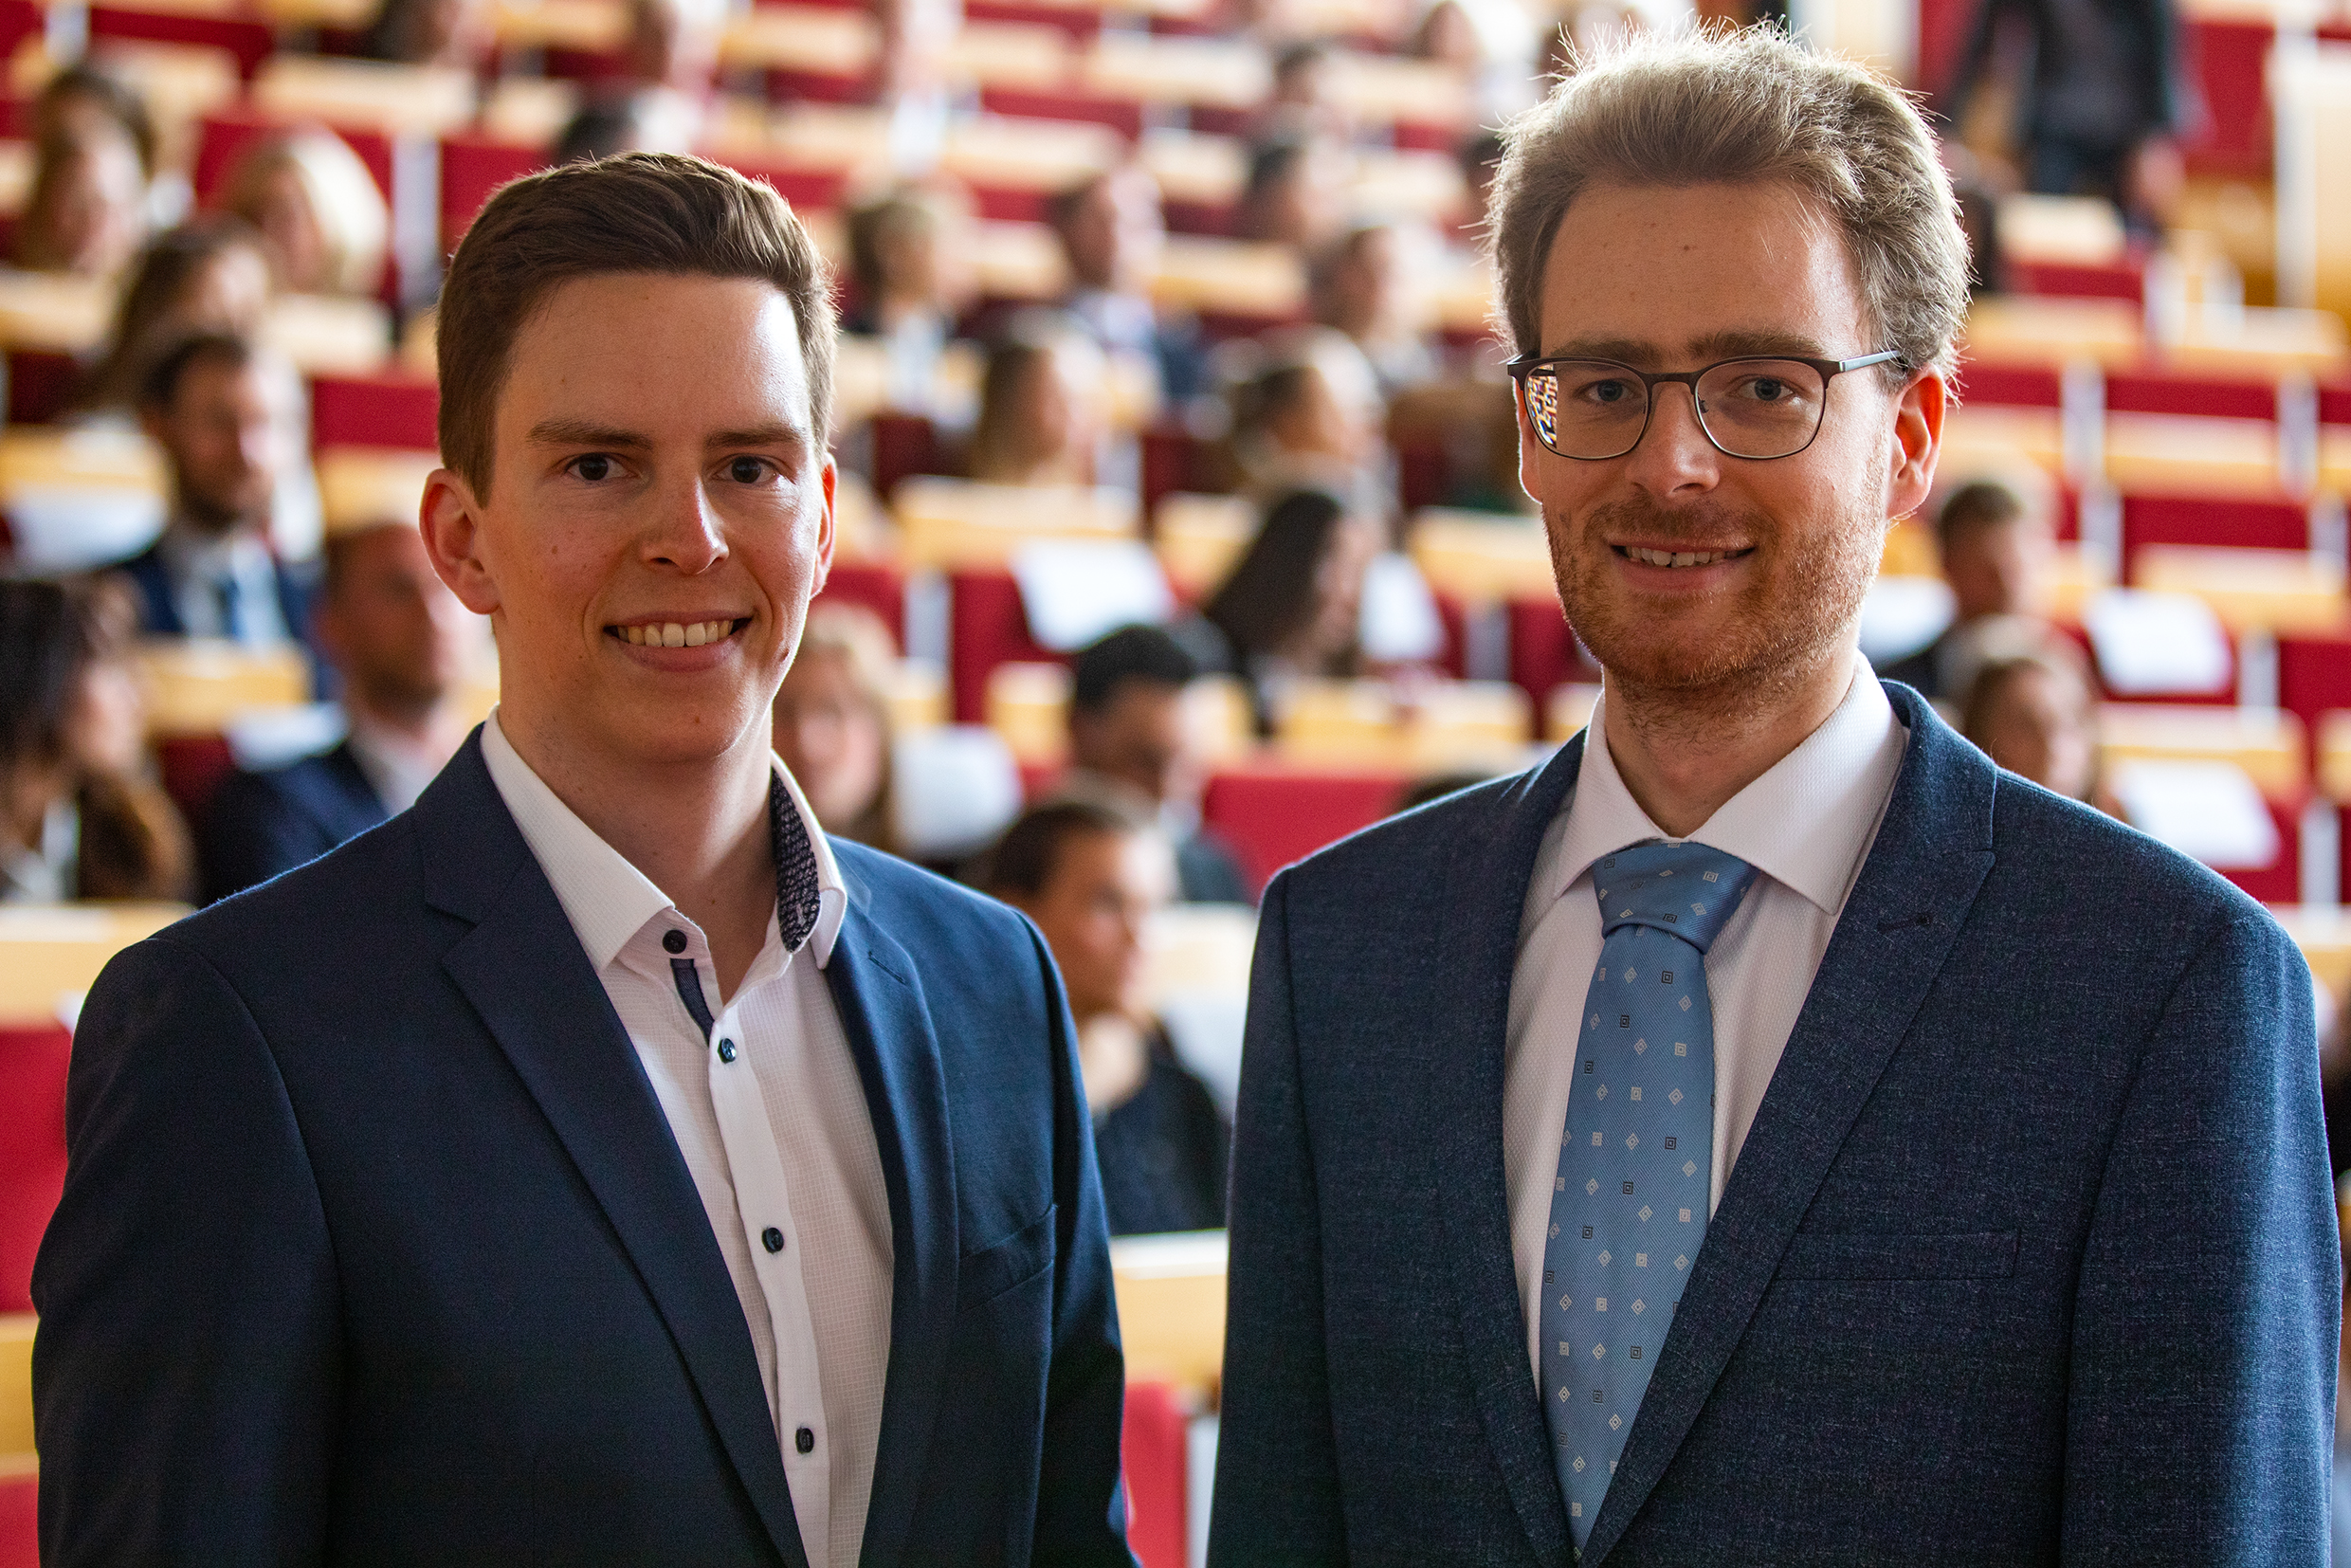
top-left (480, 709), bottom-right (845, 974)
top-left (1550, 652), bottom-right (1907, 918)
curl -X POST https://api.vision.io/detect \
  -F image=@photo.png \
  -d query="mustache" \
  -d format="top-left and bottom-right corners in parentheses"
top-left (1578, 497), bottom-right (1769, 548)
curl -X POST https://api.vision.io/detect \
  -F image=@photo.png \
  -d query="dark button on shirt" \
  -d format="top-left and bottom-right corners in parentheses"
top-left (795, 1426), bottom-right (815, 1454)
top-left (662, 928), bottom-right (687, 955)
top-left (763, 1226), bottom-right (786, 1254)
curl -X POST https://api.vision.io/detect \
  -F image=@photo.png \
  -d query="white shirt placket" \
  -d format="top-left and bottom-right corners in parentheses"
top-left (681, 944), bottom-right (834, 1557)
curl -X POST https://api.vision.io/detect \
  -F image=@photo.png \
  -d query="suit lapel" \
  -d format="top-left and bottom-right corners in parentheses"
top-left (418, 738), bottom-right (811, 1568)
top-left (1429, 736), bottom-right (1589, 1568)
top-left (1584, 687), bottom-right (1998, 1562)
top-left (819, 866), bottom-right (957, 1568)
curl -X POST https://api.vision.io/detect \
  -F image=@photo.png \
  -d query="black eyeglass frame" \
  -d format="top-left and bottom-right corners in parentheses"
top-left (1504, 349), bottom-right (1908, 462)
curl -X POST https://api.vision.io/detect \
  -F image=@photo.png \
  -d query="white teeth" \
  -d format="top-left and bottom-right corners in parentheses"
top-left (683, 622), bottom-right (708, 647)
top-left (1629, 548), bottom-right (1728, 568)
top-left (620, 619), bottom-right (736, 647)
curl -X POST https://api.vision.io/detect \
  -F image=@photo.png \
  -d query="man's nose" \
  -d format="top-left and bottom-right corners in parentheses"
top-left (646, 477), bottom-right (725, 572)
top-left (1621, 382), bottom-right (1722, 496)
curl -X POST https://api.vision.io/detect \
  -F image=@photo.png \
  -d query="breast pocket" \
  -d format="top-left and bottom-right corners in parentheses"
top-left (957, 1202), bottom-right (1058, 1312)
top-left (1775, 1230), bottom-right (2018, 1281)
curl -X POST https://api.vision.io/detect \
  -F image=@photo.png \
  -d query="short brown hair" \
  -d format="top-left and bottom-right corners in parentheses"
top-left (985, 796), bottom-right (1153, 902)
top-left (1487, 27), bottom-right (1970, 383)
top-left (436, 152), bottom-right (836, 498)
top-left (1934, 476), bottom-right (2027, 547)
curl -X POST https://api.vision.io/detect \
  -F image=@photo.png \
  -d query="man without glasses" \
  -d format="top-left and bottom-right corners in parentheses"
top-left (1211, 29), bottom-right (2334, 1566)
top-left (37, 153), bottom-right (1135, 1567)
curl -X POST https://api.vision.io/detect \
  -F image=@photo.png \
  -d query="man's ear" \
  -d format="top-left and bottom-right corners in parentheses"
top-left (419, 469), bottom-right (501, 618)
top-left (810, 452), bottom-right (838, 600)
top-left (1886, 369), bottom-right (1946, 523)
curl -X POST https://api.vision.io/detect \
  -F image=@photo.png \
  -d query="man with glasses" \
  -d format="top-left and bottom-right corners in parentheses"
top-left (1210, 27), bottom-right (2333, 1567)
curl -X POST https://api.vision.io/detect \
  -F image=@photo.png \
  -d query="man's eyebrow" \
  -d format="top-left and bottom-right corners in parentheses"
top-left (705, 423), bottom-right (811, 453)
top-left (526, 419), bottom-right (652, 450)
top-left (1537, 330), bottom-right (1834, 365)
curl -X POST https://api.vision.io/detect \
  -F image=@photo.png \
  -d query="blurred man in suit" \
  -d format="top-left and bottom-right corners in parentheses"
top-left (1211, 29), bottom-right (2335, 1567)
top-left (115, 332), bottom-right (315, 652)
top-left (198, 515), bottom-right (475, 903)
top-left (38, 153), bottom-right (1134, 1568)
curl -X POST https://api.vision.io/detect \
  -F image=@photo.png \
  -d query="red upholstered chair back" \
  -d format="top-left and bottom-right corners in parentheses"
top-left (0, 1023), bottom-right (72, 1315)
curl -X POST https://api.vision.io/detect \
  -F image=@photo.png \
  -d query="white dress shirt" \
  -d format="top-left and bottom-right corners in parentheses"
top-left (342, 717), bottom-right (447, 814)
top-left (155, 523), bottom-right (291, 646)
top-left (482, 713), bottom-right (893, 1568)
top-left (1504, 655), bottom-right (1907, 1389)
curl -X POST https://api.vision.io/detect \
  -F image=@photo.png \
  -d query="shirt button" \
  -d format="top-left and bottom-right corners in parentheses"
top-left (662, 929), bottom-right (687, 955)
top-left (718, 1038), bottom-right (738, 1064)
top-left (795, 1427), bottom-right (815, 1454)
top-left (762, 1227), bottom-right (785, 1254)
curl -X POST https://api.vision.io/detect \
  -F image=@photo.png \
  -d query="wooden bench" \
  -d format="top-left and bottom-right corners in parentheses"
top-left (2131, 546), bottom-right (2348, 636)
top-left (2096, 701), bottom-right (2309, 803)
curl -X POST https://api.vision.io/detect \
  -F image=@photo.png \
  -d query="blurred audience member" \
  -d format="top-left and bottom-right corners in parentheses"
top-left (1412, 0), bottom-right (1540, 122)
top-left (1197, 484), bottom-right (1379, 733)
top-left (1237, 133), bottom-right (1349, 251)
top-left (362, 0), bottom-right (492, 68)
top-left (870, 0), bottom-right (967, 173)
top-left (1877, 477), bottom-right (2056, 702)
top-left (1960, 650), bottom-right (2102, 804)
top-left (13, 66), bottom-right (155, 276)
top-left (1048, 165), bottom-right (1201, 406)
top-left (199, 520), bottom-right (472, 903)
top-left (614, 0), bottom-right (722, 145)
top-left (0, 576), bottom-right (191, 903)
top-left (217, 130), bottom-right (390, 298)
top-left (1943, 0), bottom-right (2186, 232)
top-left (773, 602), bottom-right (900, 849)
top-left (1259, 40), bottom-right (1348, 142)
top-left (1065, 624), bottom-right (1250, 904)
top-left (988, 798), bottom-right (1228, 1235)
top-left (78, 217), bottom-right (274, 413)
top-left (553, 94), bottom-right (674, 163)
top-left (1223, 326), bottom-right (1384, 504)
top-left (1312, 222), bottom-right (1438, 398)
top-left (1455, 125), bottom-right (1506, 238)
top-left (117, 334), bottom-right (314, 653)
top-left (967, 317), bottom-right (1106, 486)
top-left (846, 184), bottom-right (975, 411)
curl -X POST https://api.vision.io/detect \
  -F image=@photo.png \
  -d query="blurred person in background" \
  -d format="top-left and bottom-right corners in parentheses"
top-left (772, 601), bottom-right (899, 851)
top-left (1221, 326), bottom-right (1386, 505)
top-left (217, 130), bottom-right (390, 299)
top-left (553, 93), bottom-right (677, 163)
top-left (1236, 133), bottom-right (1350, 251)
top-left (1257, 40), bottom-right (1349, 143)
top-left (1959, 648), bottom-right (2103, 805)
top-left (965, 317), bottom-right (1106, 486)
top-left (115, 333), bottom-right (316, 657)
top-left (844, 185), bottom-right (976, 413)
top-left (13, 124), bottom-right (150, 279)
top-left (868, 0), bottom-right (967, 173)
top-left (614, 0), bottom-right (723, 147)
top-left (76, 216), bottom-right (274, 413)
top-left (1048, 164), bottom-right (1202, 406)
top-left (1877, 476), bottom-right (2058, 703)
top-left (1411, 0), bottom-right (1540, 124)
top-left (1311, 222), bottom-right (1438, 400)
top-left (1064, 623), bottom-right (1251, 904)
top-left (1942, 0), bottom-right (2186, 232)
top-left (0, 576), bottom-right (191, 903)
top-left (1196, 484), bottom-right (1380, 734)
top-left (199, 518), bottom-right (475, 903)
top-left (989, 798), bottom-right (1229, 1235)
top-left (362, 0), bottom-right (493, 69)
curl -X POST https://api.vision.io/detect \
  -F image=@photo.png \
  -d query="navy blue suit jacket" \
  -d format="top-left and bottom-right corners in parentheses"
top-left (1211, 683), bottom-right (2337, 1566)
top-left (34, 732), bottom-right (1135, 1567)
top-left (198, 740), bottom-right (390, 904)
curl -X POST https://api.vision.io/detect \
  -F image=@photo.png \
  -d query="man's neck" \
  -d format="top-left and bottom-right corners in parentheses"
top-left (1601, 641), bottom-right (1858, 839)
top-left (500, 706), bottom-right (777, 1000)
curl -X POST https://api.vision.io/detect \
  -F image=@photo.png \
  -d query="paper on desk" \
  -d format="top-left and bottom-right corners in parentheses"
top-left (1360, 551), bottom-right (1444, 664)
top-left (1858, 574), bottom-right (1956, 665)
top-left (1011, 538), bottom-right (1174, 652)
top-left (2107, 757), bottom-right (2279, 869)
top-left (4, 484), bottom-right (165, 574)
top-left (889, 724), bottom-right (1023, 859)
top-left (2083, 588), bottom-right (2233, 696)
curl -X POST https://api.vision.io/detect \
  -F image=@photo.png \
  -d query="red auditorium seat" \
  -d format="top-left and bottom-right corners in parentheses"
top-left (2223, 799), bottom-right (2305, 904)
top-left (311, 372), bottom-right (440, 452)
top-left (0, 1470), bottom-right (31, 1568)
top-left (2121, 494), bottom-right (2307, 559)
top-left (1506, 597), bottom-right (1586, 711)
top-left (196, 111), bottom-right (393, 208)
top-left (0, 1023), bottom-right (71, 1315)
top-left (1202, 764), bottom-right (1406, 892)
top-left (1121, 1381), bottom-right (1189, 1568)
top-left (966, 0), bottom-right (1100, 35)
top-left (6, 349), bottom-right (81, 426)
top-left (870, 410), bottom-right (945, 498)
top-left (442, 134), bottom-right (549, 246)
top-left (948, 568), bottom-right (1058, 722)
top-left (2180, 17), bottom-right (2273, 177)
top-left (2007, 259), bottom-right (2144, 304)
top-left (1953, 361), bottom-right (2063, 408)
top-left (977, 87), bottom-right (1143, 139)
top-left (0, 0), bottom-right (40, 61)
top-left (2279, 631), bottom-right (2351, 739)
top-left (2105, 369), bottom-right (2276, 422)
top-left (91, 3), bottom-right (275, 76)
top-left (2320, 380), bottom-right (2351, 429)
top-left (1140, 426), bottom-right (1220, 520)
top-left (813, 561), bottom-right (906, 645)
top-left (156, 733), bottom-right (240, 825)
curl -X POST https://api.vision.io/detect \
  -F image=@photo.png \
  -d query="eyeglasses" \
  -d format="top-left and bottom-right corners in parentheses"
top-left (1504, 350), bottom-right (1905, 462)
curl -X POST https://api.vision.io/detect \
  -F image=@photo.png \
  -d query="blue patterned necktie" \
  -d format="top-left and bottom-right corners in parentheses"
top-left (1540, 839), bottom-right (1758, 1551)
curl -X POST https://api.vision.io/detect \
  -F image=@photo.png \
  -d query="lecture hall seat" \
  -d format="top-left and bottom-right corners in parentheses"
top-left (0, 1023), bottom-right (69, 1316)
top-left (1121, 1381), bottom-right (1189, 1568)
top-left (1201, 764), bottom-right (1407, 895)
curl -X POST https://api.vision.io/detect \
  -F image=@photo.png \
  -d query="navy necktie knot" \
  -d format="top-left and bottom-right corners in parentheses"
top-left (1595, 841), bottom-right (1758, 954)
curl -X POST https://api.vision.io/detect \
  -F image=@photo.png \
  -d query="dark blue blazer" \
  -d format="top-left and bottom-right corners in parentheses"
top-left (34, 732), bottom-right (1135, 1567)
top-left (198, 739), bottom-right (390, 904)
top-left (1211, 683), bottom-right (2337, 1566)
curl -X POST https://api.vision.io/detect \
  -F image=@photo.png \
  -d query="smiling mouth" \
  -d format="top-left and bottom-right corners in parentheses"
top-left (1613, 545), bottom-right (1755, 568)
top-left (610, 618), bottom-right (746, 648)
